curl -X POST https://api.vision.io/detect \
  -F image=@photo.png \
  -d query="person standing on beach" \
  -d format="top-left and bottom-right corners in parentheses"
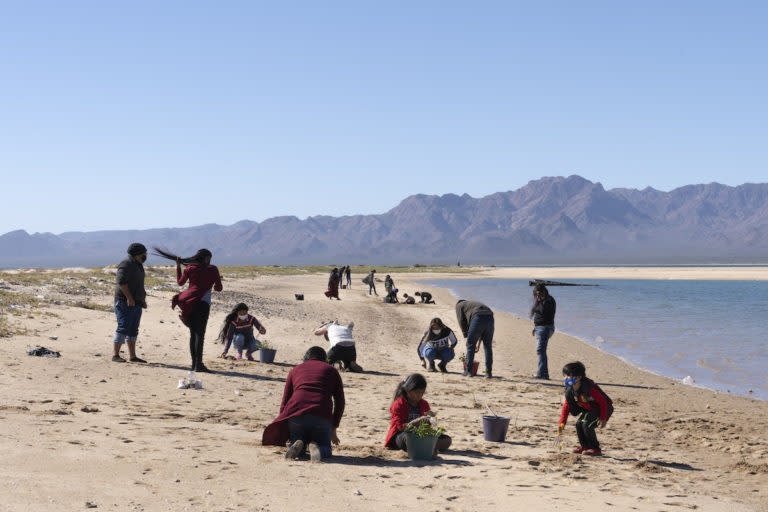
top-left (325, 268), bottom-right (341, 300)
top-left (455, 299), bottom-right (494, 378)
top-left (365, 269), bottom-right (377, 296)
top-left (262, 346), bottom-right (345, 462)
top-left (530, 283), bottom-right (556, 380)
top-left (112, 243), bottom-right (148, 363)
top-left (384, 274), bottom-right (395, 295)
top-left (344, 265), bottom-right (352, 288)
top-left (153, 247), bottom-right (223, 373)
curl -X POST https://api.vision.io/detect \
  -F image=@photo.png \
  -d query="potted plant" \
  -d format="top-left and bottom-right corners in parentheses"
top-left (259, 339), bottom-right (277, 364)
top-left (403, 420), bottom-right (445, 460)
top-left (459, 354), bottom-right (479, 376)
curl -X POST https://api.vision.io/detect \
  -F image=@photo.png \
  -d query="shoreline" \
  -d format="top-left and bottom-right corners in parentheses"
top-left (458, 266), bottom-right (768, 281)
top-left (0, 270), bottom-right (766, 510)
top-left (412, 273), bottom-right (768, 401)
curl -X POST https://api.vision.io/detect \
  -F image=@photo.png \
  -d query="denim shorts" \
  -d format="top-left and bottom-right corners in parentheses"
top-left (113, 300), bottom-right (142, 343)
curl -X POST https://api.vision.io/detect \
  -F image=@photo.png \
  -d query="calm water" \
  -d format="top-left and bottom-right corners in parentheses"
top-left (420, 278), bottom-right (768, 400)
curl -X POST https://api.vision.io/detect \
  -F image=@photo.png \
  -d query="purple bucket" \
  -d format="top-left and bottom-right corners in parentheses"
top-left (482, 415), bottom-right (510, 442)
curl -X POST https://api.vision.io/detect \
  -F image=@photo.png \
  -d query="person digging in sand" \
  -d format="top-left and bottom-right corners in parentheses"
top-left (416, 317), bottom-right (457, 372)
top-left (262, 346), bottom-right (345, 462)
top-left (314, 320), bottom-right (363, 372)
top-left (218, 302), bottom-right (266, 360)
top-left (385, 373), bottom-right (451, 457)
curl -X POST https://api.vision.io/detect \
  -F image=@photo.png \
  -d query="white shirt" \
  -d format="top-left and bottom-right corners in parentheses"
top-left (326, 323), bottom-right (355, 348)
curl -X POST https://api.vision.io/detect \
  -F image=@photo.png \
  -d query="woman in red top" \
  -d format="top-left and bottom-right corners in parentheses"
top-left (154, 247), bottom-right (223, 372)
top-left (385, 373), bottom-right (451, 455)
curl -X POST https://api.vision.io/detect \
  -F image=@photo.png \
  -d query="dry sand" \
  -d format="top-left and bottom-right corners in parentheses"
top-left (1, 268), bottom-right (766, 512)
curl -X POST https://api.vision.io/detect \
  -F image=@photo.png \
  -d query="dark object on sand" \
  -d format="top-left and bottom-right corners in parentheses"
top-left (295, 294), bottom-right (304, 300)
top-left (27, 346), bottom-right (61, 358)
top-left (528, 279), bottom-right (598, 287)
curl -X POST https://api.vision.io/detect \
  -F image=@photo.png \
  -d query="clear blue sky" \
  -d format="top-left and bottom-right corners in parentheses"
top-left (2, 1), bottom-right (766, 235)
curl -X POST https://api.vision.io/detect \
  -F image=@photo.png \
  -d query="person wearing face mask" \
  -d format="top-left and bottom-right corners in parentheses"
top-left (218, 303), bottom-right (266, 361)
top-left (112, 243), bottom-right (148, 363)
top-left (416, 318), bottom-right (457, 372)
top-left (558, 361), bottom-right (613, 456)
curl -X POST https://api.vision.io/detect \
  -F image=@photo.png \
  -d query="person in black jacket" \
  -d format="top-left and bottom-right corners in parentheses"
top-left (530, 283), bottom-right (556, 379)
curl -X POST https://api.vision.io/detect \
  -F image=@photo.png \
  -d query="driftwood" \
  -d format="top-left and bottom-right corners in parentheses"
top-left (528, 279), bottom-right (598, 287)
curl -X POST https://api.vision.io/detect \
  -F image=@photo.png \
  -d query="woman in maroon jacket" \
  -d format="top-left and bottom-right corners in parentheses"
top-left (385, 373), bottom-right (451, 455)
top-left (154, 247), bottom-right (223, 372)
top-left (262, 346), bottom-right (345, 462)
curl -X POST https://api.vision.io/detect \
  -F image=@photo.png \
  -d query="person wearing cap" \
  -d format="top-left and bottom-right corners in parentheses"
top-left (112, 243), bottom-right (148, 363)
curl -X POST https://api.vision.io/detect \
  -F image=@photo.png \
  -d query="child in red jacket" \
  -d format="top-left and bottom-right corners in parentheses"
top-left (385, 373), bottom-right (451, 455)
top-left (559, 361), bottom-right (613, 456)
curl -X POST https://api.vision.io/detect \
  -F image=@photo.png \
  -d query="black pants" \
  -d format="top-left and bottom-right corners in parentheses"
top-left (575, 410), bottom-right (601, 450)
top-left (327, 344), bottom-right (356, 368)
top-left (188, 301), bottom-right (210, 370)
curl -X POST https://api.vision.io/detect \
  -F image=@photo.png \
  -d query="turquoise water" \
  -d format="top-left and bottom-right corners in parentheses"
top-left (420, 278), bottom-right (768, 400)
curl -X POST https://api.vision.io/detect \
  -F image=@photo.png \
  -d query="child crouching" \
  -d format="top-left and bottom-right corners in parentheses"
top-left (559, 361), bottom-right (613, 456)
top-left (218, 303), bottom-right (266, 361)
top-left (385, 373), bottom-right (451, 457)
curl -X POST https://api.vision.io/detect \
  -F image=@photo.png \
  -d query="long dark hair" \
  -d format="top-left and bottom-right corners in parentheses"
top-left (152, 247), bottom-right (212, 267)
top-left (529, 283), bottom-right (549, 317)
top-left (393, 373), bottom-right (427, 402)
top-left (425, 317), bottom-right (450, 341)
top-left (217, 302), bottom-right (249, 342)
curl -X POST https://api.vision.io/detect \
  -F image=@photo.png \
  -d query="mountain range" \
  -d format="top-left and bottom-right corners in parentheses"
top-left (2, 175), bottom-right (767, 268)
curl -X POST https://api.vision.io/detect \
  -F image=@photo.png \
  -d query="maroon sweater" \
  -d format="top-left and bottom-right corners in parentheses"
top-left (262, 359), bottom-right (345, 446)
top-left (171, 263), bottom-right (223, 325)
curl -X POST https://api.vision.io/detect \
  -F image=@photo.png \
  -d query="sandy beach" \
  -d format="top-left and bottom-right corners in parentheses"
top-left (1, 267), bottom-right (766, 512)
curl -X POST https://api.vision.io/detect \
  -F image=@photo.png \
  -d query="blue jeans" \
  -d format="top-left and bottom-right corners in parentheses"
top-left (421, 345), bottom-right (455, 365)
top-left (288, 414), bottom-right (333, 459)
top-left (534, 325), bottom-right (555, 378)
top-left (113, 301), bottom-right (142, 343)
top-left (466, 313), bottom-right (494, 373)
top-left (233, 334), bottom-right (261, 354)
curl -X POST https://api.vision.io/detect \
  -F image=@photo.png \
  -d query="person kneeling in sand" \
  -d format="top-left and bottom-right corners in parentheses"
top-left (417, 318), bottom-right (457, 372)
top-left (402, 293), bottom-right (416, 304)
top-left (314, 320), bottom-right (363, 372)
top-left (385, 373), bottom-right (451, 457)
top-left (414, 291), bottom-right (435, 304)
top-left (262, 346), bottom-right (345, 462)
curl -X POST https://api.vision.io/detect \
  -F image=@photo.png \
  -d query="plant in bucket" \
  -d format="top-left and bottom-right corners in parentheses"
top-left (459, 354), bottom-right (479, 376)
top-left (403, 419), bottom-right (446, 461)
top-left (259, 339), bottom-right (277, 364)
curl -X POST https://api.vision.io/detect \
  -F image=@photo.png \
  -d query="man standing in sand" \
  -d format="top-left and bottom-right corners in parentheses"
top-left (455, 299), bottom-right (494, 378)
top-left (112, 243), bottom-right (148, 363)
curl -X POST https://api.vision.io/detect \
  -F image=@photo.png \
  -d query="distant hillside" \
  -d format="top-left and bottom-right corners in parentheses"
top-left (2, 175), bottom-right (768, 268)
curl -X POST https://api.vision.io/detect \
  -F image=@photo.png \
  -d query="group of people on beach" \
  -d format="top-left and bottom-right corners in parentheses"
top-left (324, 266), bottom-right (352, 300)
top-left (111, 243), bottom-right (612, 462)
